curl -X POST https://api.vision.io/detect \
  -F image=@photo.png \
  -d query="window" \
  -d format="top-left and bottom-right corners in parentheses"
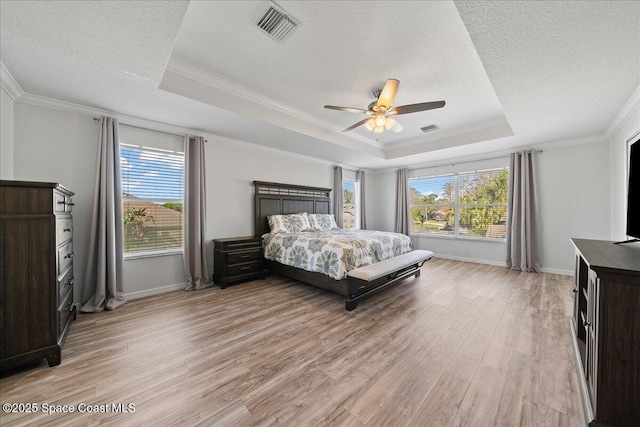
top-left (120, 144), bottom-right (184, 255)
top-left (342, 178), bottom-right (360, 229)
top-left (409, 168), bottom-right (508, 239)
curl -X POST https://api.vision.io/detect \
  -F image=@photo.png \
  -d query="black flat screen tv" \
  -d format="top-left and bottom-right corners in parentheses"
top-left (626, 137), bottom-right (639, 240)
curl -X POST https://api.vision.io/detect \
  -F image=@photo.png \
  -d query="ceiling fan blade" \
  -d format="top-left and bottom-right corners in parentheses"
top-left (376, 79), bottom-right (399, 109)
top-left (342, 117), bottom-right (371, 132)
top-left (394, 101), bottom-right (445, 115)
top-left (324, 105), bottom-right (369, 114)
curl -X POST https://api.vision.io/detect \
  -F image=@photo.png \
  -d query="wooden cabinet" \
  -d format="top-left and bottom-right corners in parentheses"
top-left (0, 180), bottom-right (76, 370)
top-left (213, 236), bottom-right (264, 288)
top-left (570, 238), bottom-right (640, 427)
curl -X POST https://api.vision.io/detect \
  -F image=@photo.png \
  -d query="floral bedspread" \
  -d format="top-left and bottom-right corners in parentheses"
top-left (262, 229), bottom-right (413, 280)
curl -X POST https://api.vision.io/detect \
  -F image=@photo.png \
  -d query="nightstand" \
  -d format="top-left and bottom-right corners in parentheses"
top-left (213, 236), bottom-right (264, 288)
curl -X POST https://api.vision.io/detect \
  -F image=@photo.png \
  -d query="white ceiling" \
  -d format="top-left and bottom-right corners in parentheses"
top-left (1, 1), bottom-right (638, 170)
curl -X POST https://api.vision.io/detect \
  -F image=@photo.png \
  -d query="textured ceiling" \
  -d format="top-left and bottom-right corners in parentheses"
top-left (1, 1), bottom-right (638, 170)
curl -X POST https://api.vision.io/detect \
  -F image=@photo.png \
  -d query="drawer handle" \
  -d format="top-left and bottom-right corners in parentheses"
top-left (63, 227), bottom-right (75, 232)
top-left (66, 277), bottom-right (75, 286)
top-left (64, 252), bottom-right (76, 259)
top-left (57, 201), bottom-right (75, 206)
top-left (66, 300), bottom-right (74, 312)
top-left (240, 266), bottom-right (252, 271)
top-left (239, 255), bottom-right (252, 259)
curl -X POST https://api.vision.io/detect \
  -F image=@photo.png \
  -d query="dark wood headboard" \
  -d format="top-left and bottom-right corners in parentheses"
top-left (253, 181), bottom-right (332, 237)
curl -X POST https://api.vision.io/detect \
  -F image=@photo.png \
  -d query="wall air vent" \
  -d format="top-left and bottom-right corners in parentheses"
top-left (421, 124), bottom-right (440, 133)
top-left (255, 2), bottom-right (300, 43)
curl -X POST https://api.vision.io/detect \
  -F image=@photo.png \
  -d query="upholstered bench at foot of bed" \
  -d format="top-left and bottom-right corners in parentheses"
top-left (345, 249), bottom-right (434, 311)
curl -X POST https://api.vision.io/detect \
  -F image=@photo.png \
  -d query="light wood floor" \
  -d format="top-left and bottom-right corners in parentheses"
top-left (1, 258), bottom-right (584, 427)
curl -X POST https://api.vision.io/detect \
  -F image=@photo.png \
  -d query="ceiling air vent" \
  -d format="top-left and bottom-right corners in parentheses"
top-left (421, 124), bottom-right (440, 133)
top-left (255, 2), bottom-right (299, 43)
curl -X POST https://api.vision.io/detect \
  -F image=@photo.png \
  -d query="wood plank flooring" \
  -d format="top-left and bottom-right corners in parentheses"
top-left (0, 258), bottom-right (584, 426)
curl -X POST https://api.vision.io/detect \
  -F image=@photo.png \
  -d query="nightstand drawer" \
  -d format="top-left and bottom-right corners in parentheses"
top-left (227, 260), bottom-right (262, 276)
top-left (227, 248), bottom-right (262, 264)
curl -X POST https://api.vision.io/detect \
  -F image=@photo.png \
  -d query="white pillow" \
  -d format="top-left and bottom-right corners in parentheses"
top-left (309, 213), bottom-right (339, 231)
top-left (268, 213), bottom-right (311, 233)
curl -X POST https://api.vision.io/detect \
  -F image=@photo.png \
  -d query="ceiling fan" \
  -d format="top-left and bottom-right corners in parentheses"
top-left (324, 79), bottom-right (445, 134)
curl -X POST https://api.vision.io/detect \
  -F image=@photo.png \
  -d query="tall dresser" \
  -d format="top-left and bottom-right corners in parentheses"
top-left (0, 180), bottom-right (77, 370)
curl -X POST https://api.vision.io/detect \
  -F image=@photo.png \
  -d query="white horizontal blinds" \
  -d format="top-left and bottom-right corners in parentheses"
top-left (409, 175), bottom-right (455, 235)
top-left (120, 145), bottom-right (185, 254)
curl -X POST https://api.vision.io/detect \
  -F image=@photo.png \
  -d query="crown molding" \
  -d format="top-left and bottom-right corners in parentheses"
top-left (165, 59), bottom-right (383, 150)
top-left (606, 84), bottom-right (640, 138)
top-left (368, 133), bottom-right (611, 174)
top-left (0, 61), bottom-right (24, 101)
top-left (15, 92), bottom-right (360, 170)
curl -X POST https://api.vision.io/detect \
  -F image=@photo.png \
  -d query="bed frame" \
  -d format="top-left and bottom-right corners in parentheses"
top-left (253, 181), bottom-right (426, 310)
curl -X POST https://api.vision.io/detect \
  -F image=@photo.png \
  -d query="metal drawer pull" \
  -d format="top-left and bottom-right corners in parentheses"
top-left (240, 255), bottom-right (251, 259)
top-left (64, 252), bottom-right (76, 259)
top-left (240, 266), bottom-right (252, 270)
top-left (57, 201), bottom-right (75, 206)
top-left (63, 227), bottom-right (75, 232)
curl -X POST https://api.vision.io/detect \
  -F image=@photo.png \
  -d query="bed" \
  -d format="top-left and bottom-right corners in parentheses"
top-left (254, 181), bottom-right (432, 310)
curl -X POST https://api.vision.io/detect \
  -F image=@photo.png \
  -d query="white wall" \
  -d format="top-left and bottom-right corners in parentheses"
top-left (538, 140), bottom-right (611, 273)
top-left (367, 169), bottom-right (396, 232)
top-left (12, 102), bottom-right (335, 302)
top-left (0, 87), bottom-right (15, 179)
top-left (609, 106), bottom-right (640, 241)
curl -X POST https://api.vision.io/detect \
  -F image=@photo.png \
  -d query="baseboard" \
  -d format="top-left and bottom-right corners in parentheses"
top-left (539, 267), bottom-right (574, 276)
top-left (434, 254), bottom-right (574, 276)
top-left (433, 254), bottom-right (508, 268)
top-left (123, 282), bottom-right (188, 300)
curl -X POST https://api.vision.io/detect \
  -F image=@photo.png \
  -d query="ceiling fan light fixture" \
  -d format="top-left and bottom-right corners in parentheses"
top-left (374, 125), bottom-right (384, 133)
top-left (375, 114), bottom-right (386, 127)
top-left (384, 116), bottom-right (396, 130)
top-left (364, 118), bottom-right (375, 131)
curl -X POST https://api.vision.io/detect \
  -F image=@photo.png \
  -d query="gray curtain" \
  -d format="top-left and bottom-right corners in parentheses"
top-left (81, 116), bottom-right (127, 312)
top-left (506, 151), bottom-right (542, 272)
top-left (357, 170), bottom-right (366, 229)
top-left (395, 168), bottom-right (411, 236)
top-left (333, 166), bottom-right (343, 227)
top-left (184, 135), bottom-right (210, 290)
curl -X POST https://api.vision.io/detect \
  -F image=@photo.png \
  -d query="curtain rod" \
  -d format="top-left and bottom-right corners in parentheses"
top-left (408, 149), bottom-right (543, 171)
top-left (93, 117), bottom-right (208, 142)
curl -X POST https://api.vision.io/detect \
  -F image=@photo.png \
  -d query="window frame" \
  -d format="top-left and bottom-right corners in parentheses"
top-left (409, 167), bottom-right (508, 241)
top-left (120, 143), bottom-right (185, 259)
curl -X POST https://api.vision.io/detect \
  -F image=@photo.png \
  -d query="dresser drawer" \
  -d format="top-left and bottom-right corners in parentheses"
top-left (227, 248), bottom-right (262, 264)
top-left (56, 218), bottom-right (74, 246)
top-left (227, 260), bottom-right (262, 276)
top-left (54, 191), bottom-right (74, 213)
top-left (57, 241), bottom-right (74, 274)
top-left (58, 266), bottom-right (74, 302)
top-left (58, 289), bottom-right (74, 336)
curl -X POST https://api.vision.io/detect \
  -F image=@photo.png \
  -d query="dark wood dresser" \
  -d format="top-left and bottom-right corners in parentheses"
top-left (213, 236), bottom-right (263, 288)
top-left (570, 238), bottom-right (640, 427)
top-left (0, 180), bottom-right (77, 370)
